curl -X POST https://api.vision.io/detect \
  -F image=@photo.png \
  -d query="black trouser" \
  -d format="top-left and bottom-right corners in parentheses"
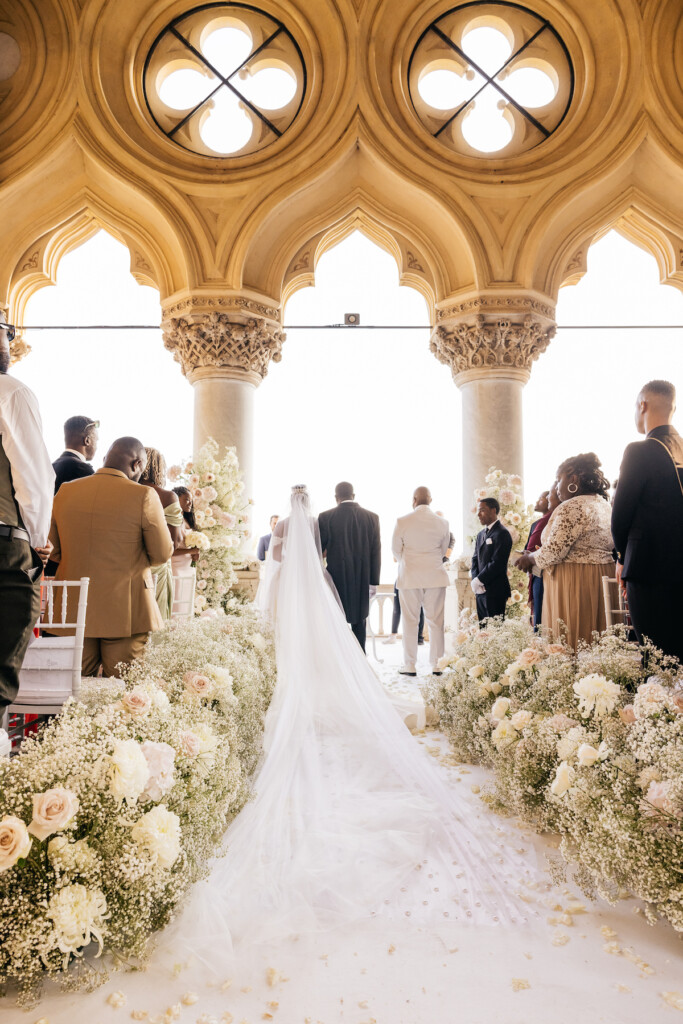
top-left (351, 619), bottom-right (366, 652)
top-left (391, 584), bottom-right (424, 640)
top-left (0, 537), bottom-right (42, 706)
top-left (476, 590), bottom-right (508, 624)
top-left (531, 575), bottom-right (544, 630)
top-left (626, 581), bottom-right (683, 664)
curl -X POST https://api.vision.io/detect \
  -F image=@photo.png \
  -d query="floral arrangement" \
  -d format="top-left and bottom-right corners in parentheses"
top-left (169, 439), bottom-right (250, 613)
top-left (0, 607), bottom-right (275, 1004)
top-left (469, 467), bottom-right (537, 617)
top-left (425, 615), bottom-right (683, 930)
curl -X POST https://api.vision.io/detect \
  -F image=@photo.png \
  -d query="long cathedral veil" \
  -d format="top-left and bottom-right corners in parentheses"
top-left (172, 486), bottom-right (537, 967)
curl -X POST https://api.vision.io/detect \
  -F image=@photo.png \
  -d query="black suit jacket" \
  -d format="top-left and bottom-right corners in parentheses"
top-left (612, 425), bottom-right (683, 583)
top-left (53, 451), bottom-right (94, 494)
top-left (318, 502), bottom-right (381, 623)
top-left (471, 519), bottom-right (512, 599)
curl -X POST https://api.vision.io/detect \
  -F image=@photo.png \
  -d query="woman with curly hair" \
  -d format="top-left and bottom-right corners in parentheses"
top-left (515, 453), bottom-right (615, 649)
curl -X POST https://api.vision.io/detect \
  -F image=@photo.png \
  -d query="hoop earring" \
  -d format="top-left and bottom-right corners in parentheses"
top-left (567, 482), bottom-right (579, 494)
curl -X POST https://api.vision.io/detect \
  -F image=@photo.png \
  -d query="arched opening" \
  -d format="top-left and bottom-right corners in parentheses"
top-left (17, 230), bottom-right (193, 466)
top-left (253, 230), bottom-right (460, 574)
top-left (524, 229), bottom-right (683, 501)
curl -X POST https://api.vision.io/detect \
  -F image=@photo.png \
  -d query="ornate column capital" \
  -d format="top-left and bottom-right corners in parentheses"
top-left (430, 296), bottom-right (556, 386)
top-left (161, 300), bottom-right (285, 385)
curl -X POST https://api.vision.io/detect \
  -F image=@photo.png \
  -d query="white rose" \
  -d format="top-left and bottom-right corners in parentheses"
top-left (490, 697), bottom-right (511, 721)
top-left (28, 787), bottom-right (79, 841)
top-left (550, 761), bottom-right (574, 797)
top-left (140, 741), bottom-right (176, 803)
top-left (510, 710), bottom-right (532, 730)
top-left (131, 805), bottom-right (181, 869)
top-left (491, 719), bottom-right (519, 750)
top-left (151, 687), bottom-right (170, 713)
top-left (109, 740), bottom-right (150, 805)
top-left (468, 665), bottom-right (485, 679)
top-left (194, 723), bottom-right (219, 765)
top-left (120, 689), bottom-right (152, 718)
top-left (576, 743), bottom-right (600, 767)
top-left (557, 727), bottom-right (583, 760)
top-left (47, 884), bottom-right (108, 967)
top-left (252, 633), bottom-right (267, 653)
top-left (490, 680), bottom-right (503, 695)
top-left (0, 815), bottom-right (32, 872)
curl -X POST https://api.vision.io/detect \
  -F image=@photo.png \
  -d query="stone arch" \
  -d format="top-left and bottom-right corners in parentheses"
top-left (1, 140), bottom-right (196, 325)
top-left (235, 126), bottom-right (479, 318)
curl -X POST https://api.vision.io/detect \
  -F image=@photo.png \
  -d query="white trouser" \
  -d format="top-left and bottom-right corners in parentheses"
top-left (398, 586), bottom-right (446, 670)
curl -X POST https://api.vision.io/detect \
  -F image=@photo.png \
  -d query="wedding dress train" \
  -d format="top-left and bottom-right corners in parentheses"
top-left (169, 487), bottom-right (541, 972)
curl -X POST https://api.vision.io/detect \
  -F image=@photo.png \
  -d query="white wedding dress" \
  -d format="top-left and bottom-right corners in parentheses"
top-left (168, 487), bottom-right (540, 973)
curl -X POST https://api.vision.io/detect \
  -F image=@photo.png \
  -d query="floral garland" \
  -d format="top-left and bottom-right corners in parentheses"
top-left (469, 467), bottom-right (537, 616)
top-left (0, 608), bottom-right (275, 1004)
top-left (425, 616), bottom-right (683, 930)
top-left (169, 440), bottom-right (251, 613)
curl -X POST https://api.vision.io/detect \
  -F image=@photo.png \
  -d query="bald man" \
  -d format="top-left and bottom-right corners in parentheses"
top-left (391, 487), bottom-right (450, 675)
top-left (612, 380), bottom-right (683, 662)
top-left (48, 436), bottom-right (173, 676)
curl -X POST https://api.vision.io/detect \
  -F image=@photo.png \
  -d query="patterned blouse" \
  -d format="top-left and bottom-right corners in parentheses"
top-left (534, 494), bottom-right (615, 569)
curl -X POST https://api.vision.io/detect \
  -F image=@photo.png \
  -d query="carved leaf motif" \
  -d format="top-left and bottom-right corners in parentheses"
top-left (162, 312), bottom-right (286, 379)
top-left (406, 250), bottom-right (425, 272)
top-left (430, 315), bottom-right (555, 377)
top-left (21, 251), bottom-right (39, 273)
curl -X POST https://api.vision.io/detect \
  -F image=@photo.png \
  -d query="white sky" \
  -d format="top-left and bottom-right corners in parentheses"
top-left (18, 228), bottom-right (683, 579)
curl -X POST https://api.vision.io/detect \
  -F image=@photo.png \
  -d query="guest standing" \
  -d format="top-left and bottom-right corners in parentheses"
top-left (319, 482), bottom-right (380, 653)
top-left (470, 498), bottom-right (512, 623)
top-left (52, 415), bottom-right (99, 493)
top-left (257, 515), bottom-right (279, 561)
top-left (0, 319), bottom-right (55, 707)
top-left (48, 437), bottom-right (172, 676)
top-left (517, 453), bottom-right (615, 649)
top-left (612, 380), bottom-right (683, 662)
top-left (171, 486), bottom-right (200, 575)
top-left (391, 486), bottom-right (450, 675)
top-left (140, 447), bottom-right (184, 620)
top-left (523, 489), bottom-right (560, 629)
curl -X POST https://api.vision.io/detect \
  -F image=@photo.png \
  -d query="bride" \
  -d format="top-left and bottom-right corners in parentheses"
top-left (174, 484), bottom-right (537, 962)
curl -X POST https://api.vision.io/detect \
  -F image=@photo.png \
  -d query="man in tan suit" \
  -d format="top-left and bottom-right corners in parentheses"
top-left (48, 436), bottom-right (173, 676)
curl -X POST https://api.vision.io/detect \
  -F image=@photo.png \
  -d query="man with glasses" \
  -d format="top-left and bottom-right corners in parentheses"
top-left (0, 316), bottom-right (55, 708)
top-left (53, 416), bottom-right (100, 493)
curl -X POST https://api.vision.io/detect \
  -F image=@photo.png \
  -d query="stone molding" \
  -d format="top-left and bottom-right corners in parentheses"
top-left (430, 313), bottom-right (556, 384)
top-left (162, 295), bottom-right (280, 322)
top-left (436, 296), bottom-right (556, 322)
top-left (162, 311), bottom-right (286, 382)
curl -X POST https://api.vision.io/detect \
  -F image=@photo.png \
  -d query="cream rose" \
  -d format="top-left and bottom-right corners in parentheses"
top-left (28, 787), bottom-right (79, 841)
top-left (510, 710), bottom-right (532, 730)
top-left (550, 761), bottom-right (574, 797)
top-left (645, 780), bottom-right (677, 815)
top-left (131, 805), bottom-right (181, 869)
top-left (0, 815), bottom-right (32, 872)
top-left (140, 741), bottom-right (176, 803)
top-left (517, 647), bottom-right (542, 668)
top-left (120, 689), bottom-right (152, 718)
top-left (491, 719), bottom-right (519, 750)
top-left (490, 697), bottom-right (511, 721)
top-left (468, 665), bottom-right (485, 679)
top-left (576, 743), bottom-right (600, 767)
top-left (546, 643), bottom-right (566, 655)
top-left (109, 739), bottom-right (150, 805)
top-left (183, 671), bottom-right (214, 698)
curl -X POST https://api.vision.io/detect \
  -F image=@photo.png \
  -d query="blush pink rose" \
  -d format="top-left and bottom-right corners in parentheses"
top-left (120, 690), bottom-right (152, 718)
top-left (178, 731), bottom-right (201, 758)
top-left (645, 780), bottom-right (677, 815)
top-left (517, 648), bottom-right (542, 668)
top-left (183, 671), bottom-right (213, 698)
top-left (28, 788), bottom-right (79, 841)
top-left (547, 713), bottom-right (578, 733)
top-left (618, 705), bottom-right (636, 724)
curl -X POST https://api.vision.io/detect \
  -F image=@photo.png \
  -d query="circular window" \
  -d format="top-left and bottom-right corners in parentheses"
top-left (408, 2), bottom-right (573, 158)
top-left (144, 3), bottom-right (306, 158)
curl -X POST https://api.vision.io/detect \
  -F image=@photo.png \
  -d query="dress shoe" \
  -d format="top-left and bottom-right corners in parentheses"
top-left (399, 668), bottom-right (417, 676)
top-left (431, 670), bottom-right (443, 676)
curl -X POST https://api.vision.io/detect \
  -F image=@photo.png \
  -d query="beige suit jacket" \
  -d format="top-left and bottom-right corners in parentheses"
top-left (48, 468), bottom-right (173, 638)
top-left (391, 505), bottom-right (450, 590)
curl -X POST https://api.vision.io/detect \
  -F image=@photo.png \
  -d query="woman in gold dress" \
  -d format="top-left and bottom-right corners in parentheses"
top-left (140, 448), bottom-right (184, 620)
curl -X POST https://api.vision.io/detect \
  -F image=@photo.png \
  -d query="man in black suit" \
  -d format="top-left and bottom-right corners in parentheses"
top-left (53, 415), bottom-right (99, 494)
top-left (470, 497), bottom-right (512, 624)
top-left (612, 379), bottom-right (683, 662)
top-left (318, 481), bottom-right (381, 652)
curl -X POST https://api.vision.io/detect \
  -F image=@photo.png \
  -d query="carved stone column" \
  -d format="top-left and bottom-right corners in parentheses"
top-left (430, 297), bottom-right (556, 553)
top-left (162, 297), bottom-right (285, 500)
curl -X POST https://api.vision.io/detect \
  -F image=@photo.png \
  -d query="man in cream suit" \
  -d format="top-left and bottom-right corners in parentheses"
top-left (48, 436), bottom-right (173, 677)
top-left (391, 486), bottom-right (450, 676)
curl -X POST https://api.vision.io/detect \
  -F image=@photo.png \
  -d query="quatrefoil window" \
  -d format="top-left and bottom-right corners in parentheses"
top-left (144, 4), bottom-right (306, 157)
top-left (409, 2), bottom-right (573, 157)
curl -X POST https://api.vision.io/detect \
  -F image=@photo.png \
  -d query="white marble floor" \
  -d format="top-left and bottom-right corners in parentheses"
top-left (3, 640), bottom-right (682, 1024)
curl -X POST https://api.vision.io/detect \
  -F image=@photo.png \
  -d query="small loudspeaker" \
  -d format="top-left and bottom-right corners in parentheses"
top-left (344, 313), bottom-right (360, 325)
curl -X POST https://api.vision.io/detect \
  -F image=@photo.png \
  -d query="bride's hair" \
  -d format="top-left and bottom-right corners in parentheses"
top-left (290, 484), bottom-right (311, 512)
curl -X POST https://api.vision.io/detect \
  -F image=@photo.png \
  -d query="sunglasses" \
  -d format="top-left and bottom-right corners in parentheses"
top-left (1, 323), bottom-right (16, 343)
top-left (85, 420), bottom-right (100, 431)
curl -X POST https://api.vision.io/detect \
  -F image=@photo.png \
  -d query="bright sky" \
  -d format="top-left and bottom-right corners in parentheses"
top-left (18, 228), bottom-right (683, 579)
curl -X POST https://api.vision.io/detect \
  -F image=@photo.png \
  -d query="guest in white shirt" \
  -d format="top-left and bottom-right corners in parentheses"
top-left (0, 318), bottom-right (55, 706)
top-left (391, 486), bottom-right (450, 676)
